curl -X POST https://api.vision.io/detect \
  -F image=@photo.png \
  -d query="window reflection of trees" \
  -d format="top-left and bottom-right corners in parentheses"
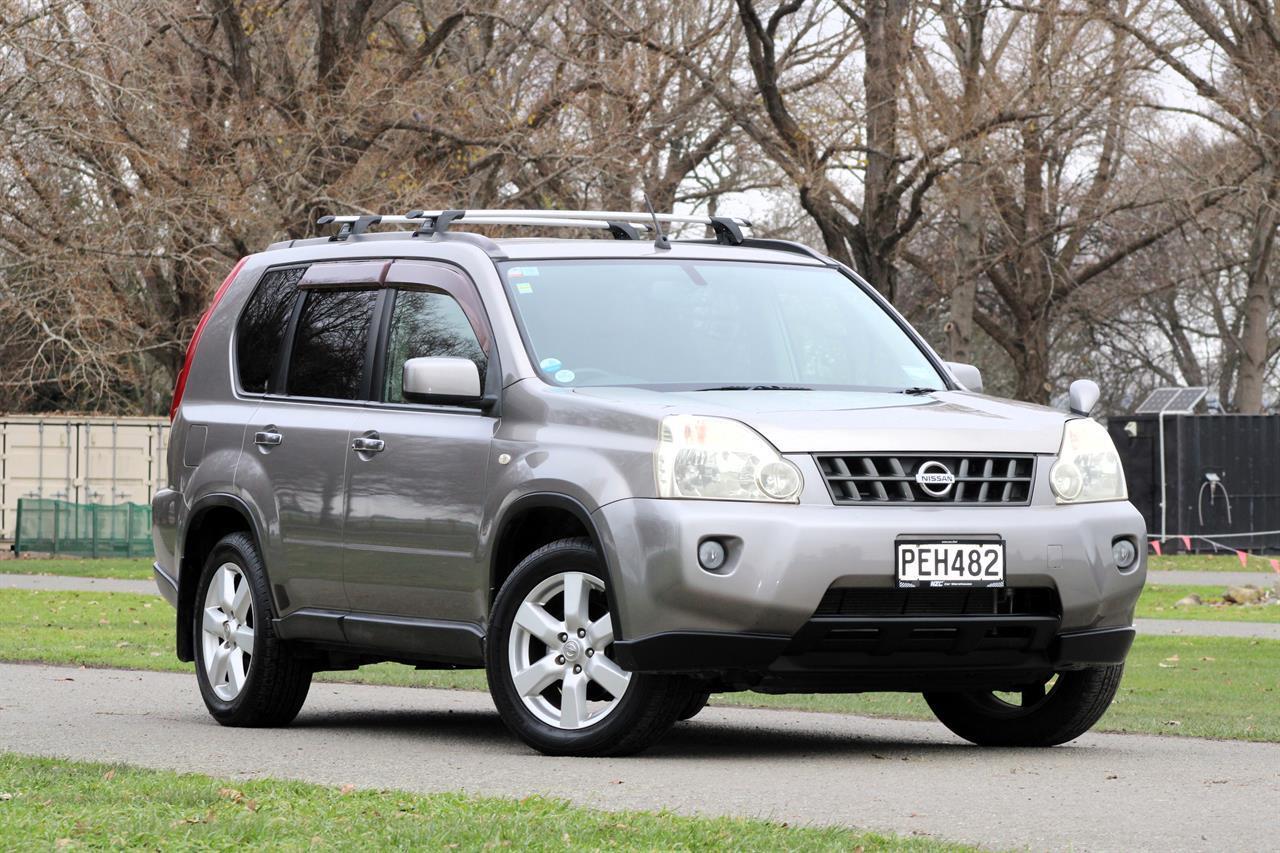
top-left (237, 266), bottom-right (305, 393)
top-left (385, 290), bottom-right (487, 403)
top-left (287, 289), bottom-right (376, 399)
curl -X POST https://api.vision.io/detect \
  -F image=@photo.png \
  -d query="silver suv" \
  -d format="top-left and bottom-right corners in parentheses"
top-left (153, 208), bottom-right (1145, 756)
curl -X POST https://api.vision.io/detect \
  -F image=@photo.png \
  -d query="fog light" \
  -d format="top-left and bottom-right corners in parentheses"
top-left (1112, 538), bottom-right (1137, 570)
top-left (698, 539), bottom-right (727, 571)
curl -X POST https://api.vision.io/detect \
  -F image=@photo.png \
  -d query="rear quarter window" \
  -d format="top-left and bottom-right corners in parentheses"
top-left (235, 266), bottom-right (305, 393)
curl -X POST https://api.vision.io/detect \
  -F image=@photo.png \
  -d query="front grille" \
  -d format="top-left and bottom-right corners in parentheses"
top-left (814, 586), bottom-right (1060, 618)
top-left (815, 454), bottom-right (1035, 505)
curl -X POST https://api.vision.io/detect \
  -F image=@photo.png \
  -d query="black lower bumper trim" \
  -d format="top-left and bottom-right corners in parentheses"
top-left (1050, 626), bottom-right (1135, 666)
top-left (612, 632), bottom-right (789, 672)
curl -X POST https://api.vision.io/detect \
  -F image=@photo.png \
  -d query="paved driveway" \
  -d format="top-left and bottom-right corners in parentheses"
top-left (4, 663), bottom-right (1278, 852)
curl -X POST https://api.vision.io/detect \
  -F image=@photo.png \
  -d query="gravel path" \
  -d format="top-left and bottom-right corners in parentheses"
top-left (0, 572), bottom-right (156, 595)
top-left (1135, 618), bottom-right (1280, 640)
top-left (1147, 570), bottom-right (1278, 587)
top-left (3, 662), bottom-right (1277, 852)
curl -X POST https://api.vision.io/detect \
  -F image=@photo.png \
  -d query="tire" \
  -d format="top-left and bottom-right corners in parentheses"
top-left (678, 687), bottom-right (712, 721)
top-left (193, 532), bottom-right (312, 727)
top-left (486, 537), bottom-right (693, 756)
top-left (924, 664), bottom-right (1124, 747)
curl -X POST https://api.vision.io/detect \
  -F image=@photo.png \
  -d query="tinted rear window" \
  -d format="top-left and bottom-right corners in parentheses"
top-left (236, 266), bottom-right (305, 393)
top-left (286, 288), bottom-right (378, 400)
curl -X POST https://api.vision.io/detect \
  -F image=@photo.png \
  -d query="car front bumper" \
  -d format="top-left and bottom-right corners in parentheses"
top-left (593, 496), bottom-right (1145, 679)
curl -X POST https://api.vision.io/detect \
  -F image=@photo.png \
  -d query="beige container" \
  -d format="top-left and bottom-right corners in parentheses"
top-left (0, 415), bottom-right (170, 541)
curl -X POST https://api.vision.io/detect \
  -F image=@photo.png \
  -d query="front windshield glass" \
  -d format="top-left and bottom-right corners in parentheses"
top-left (500, 259), bottom-right (945, 391)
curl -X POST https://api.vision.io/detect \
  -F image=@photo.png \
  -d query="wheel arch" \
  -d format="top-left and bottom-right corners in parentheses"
top-left (488, 492), bottom-right (625, 640)
top-left (175, 493), bottom-right (267, 662)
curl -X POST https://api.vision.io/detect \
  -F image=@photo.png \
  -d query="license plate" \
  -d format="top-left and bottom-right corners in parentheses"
top-left (896, 539), bottom-right (1005, 588)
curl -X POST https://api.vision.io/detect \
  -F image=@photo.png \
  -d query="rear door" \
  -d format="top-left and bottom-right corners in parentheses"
top-left (341, 260), bottom-right (497, 623)
top-left (236, 261), bottom-right (385, 615)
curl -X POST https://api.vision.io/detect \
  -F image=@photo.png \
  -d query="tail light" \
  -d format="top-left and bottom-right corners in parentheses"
top-left (169, 257), bottom-right (248, 421)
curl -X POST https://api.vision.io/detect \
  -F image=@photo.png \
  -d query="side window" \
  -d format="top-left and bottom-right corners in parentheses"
top-left (383, 289), bottom-right (488, 403)
top-left (286, 288), bottom-right (378, 400)
top-left (236, 266), bottom-right (305, 393)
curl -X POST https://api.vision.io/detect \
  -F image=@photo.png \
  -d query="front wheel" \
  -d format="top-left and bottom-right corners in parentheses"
top-left (486, 538), bottom-right (693, 756)
top-left (924, 665), bottom-right (1124, 747)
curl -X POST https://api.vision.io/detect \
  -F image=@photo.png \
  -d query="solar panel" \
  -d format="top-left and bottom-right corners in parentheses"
top-left (1135, 386), bottom-right (1207, 414)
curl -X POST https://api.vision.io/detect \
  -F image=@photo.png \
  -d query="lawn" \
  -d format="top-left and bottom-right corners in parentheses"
top-left (2, 588), bottom-right (1277, 743)
top-left (0, 753), bottom-right (962, 851)
top-left (0, 556), bottom-right (153, 580)
top-left (1137, 584), bottom-right (1279, 622)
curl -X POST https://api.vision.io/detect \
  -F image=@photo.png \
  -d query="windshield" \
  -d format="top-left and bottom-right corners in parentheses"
top-left (500, 259), bottom-right (946, 391)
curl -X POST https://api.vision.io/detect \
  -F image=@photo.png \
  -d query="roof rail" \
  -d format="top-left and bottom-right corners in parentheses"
top-left (316, 208), bottom-right (752, 244)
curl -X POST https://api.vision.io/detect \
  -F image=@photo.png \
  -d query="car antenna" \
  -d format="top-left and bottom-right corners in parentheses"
top-left (643, 192), bottom-right (670, 251)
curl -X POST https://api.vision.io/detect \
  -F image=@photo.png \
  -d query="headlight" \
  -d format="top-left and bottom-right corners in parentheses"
top-left (1050, 419), bottom-right (1127, 504)
top-left (656, 415), bottom-right (803, 502)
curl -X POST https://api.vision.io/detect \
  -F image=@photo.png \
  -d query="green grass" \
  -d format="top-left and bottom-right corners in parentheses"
top-left (1148, 553), bottom-right (1275, 573)
top-left (1138, 584), bottom-right (1279, 622)
top-left (0, 557), bottom-right (153, 580)
top-left (2, 588), bottom-right (1278, 742)
top-left (0, 753), bottom-right (962, 851)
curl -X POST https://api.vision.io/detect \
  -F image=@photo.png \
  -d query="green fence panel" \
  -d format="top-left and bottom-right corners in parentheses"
top-left (14, 498), bottom-right (152, 558)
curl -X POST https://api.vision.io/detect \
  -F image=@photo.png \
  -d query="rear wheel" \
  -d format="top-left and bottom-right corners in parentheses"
top-left (678, 688), bottom-right (712, 721)
top-left (924, 665), bottom-right (1123, 747)
top-left (193, 532), bottom-right (311, 727)
top-left (486, 538), bottom-right (693, 756)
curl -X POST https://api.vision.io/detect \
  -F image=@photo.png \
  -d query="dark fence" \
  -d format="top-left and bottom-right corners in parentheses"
top-left (14, 498), bottom-right (152, 557)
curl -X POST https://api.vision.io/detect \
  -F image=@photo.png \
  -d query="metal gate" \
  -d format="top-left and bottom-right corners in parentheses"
top-left (0, 415), bottom-right (170, 543)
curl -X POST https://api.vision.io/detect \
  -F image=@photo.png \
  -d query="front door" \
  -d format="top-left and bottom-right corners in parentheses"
top-left (342, 261), bottom-right (497, 623)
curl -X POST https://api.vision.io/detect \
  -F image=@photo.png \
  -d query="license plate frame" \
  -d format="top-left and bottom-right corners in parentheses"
top-left (895, 539), bottom-right (1006, 588)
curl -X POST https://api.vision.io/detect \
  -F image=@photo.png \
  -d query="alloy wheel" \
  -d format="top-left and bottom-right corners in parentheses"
top-left (200, 562), bottom-right (255, 701)
top-left (506, 571), bottom-right (631, 729)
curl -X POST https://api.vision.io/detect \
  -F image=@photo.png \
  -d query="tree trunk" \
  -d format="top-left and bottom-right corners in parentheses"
top-left (1233, 161), bottom-right (1278, 413)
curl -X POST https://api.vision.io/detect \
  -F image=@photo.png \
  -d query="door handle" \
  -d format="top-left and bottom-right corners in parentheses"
top-left (254, 430), bottom-right (283, 447)
top-left (351, 436), bottom-right (385, 453)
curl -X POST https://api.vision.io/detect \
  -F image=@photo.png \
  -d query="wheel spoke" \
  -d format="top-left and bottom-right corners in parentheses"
top-left (1022, 682), bottom-right (1046, 706)
top-left (560, 670), bottom-right (589, 728)
top-left (512, 653), bottom-right (562, 698)
top-left (514, 601), bottom-right (564, 647)
top-left (227, 650), bottom-right (247, 693)
top-left (562, 572), bottom-right (589, 633)
top-left (208, 645), bottom-right (231, 684)
top-left (202, 606), bottom-right (225, 636)
top-left (218, 568), bottom-right (236, 611)
top-left (232, 625), bottom-right (255, 656)
top-left (231, 581), bottom-right (251, 621)
top-left (585, 654), bottom-right (630, 698)
top-left (586, 613), bottom-right (614, 648)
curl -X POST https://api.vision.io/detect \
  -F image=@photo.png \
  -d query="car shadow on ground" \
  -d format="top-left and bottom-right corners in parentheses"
top-left (283, 706), bottom-right (1025, 761)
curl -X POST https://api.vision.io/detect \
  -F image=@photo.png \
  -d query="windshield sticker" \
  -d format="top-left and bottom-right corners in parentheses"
top-left (515, 281), bottom-right (534, 294)
top-left (554, 369), bottom-right (576, 383)
top-left (539, 357), bottom-right (562, 372)
top-left (508, 266), bottom-right (540, 278)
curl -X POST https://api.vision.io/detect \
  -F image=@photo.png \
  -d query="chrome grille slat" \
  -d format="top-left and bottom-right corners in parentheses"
top-left (814, 454), bottom-right (1035, 506)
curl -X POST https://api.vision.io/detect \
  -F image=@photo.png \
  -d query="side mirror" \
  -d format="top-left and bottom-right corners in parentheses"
top-left (402, 356), bottom-right (481, 402)
top-left (1068, 379), bottom-right (1100, 416)
top-left (945, 362), bottom-right (983, 394)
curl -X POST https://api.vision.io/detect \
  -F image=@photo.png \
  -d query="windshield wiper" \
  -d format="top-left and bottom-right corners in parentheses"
top-left (898, 386), bottom-right (942, 395)
top-left (694, 384), bottom-right (814, 392)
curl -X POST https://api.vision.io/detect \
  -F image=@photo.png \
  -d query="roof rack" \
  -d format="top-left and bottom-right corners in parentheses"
top-left (317, 209), bottom-right (752, 245)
